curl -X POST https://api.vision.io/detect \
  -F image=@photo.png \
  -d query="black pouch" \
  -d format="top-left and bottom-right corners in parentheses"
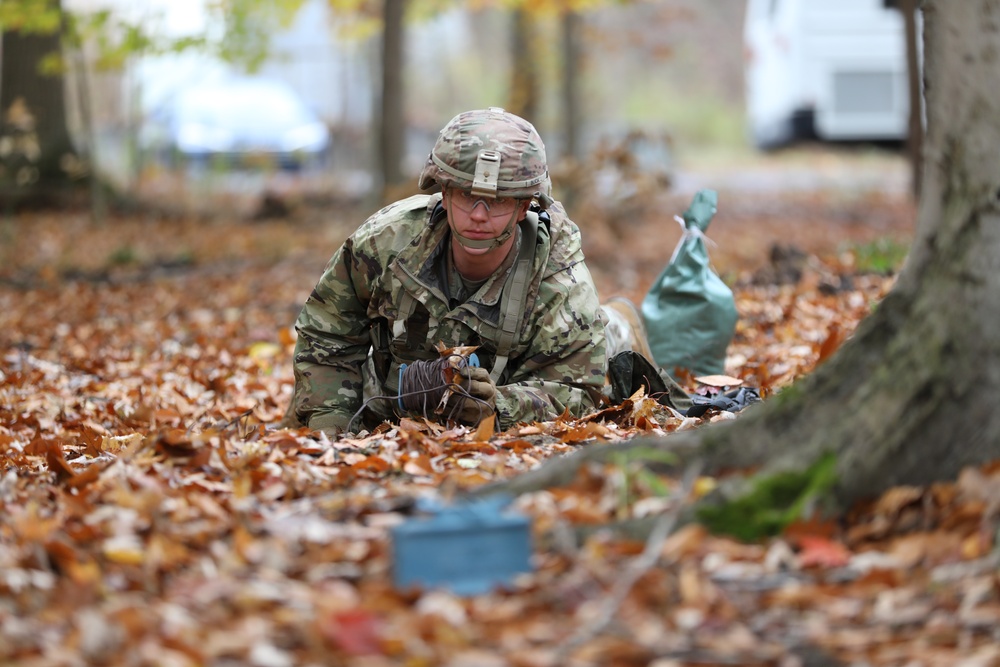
top-left (607, 350), bottom-right (691, 414)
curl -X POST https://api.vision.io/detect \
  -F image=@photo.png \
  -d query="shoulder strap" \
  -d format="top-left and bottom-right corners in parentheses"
top-left (491, 210), bottom-right (539, 383)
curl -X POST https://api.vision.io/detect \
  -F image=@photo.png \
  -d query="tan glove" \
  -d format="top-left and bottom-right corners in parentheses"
top-left (318, 425), bottom-right (343, 440)
top-left (308, 413), bottom-right (346, 440)
top-left (448, 365), bottom-right (497, 424)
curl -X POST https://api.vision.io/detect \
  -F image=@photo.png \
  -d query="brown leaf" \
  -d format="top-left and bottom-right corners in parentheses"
top-left (473, 414), bottom-right (495, 442)
top-left (399, 418), bottom-right (429, 433)
top-left (872, 485), bottom-right (925, 518)
top-left (46, 539), bottom-right (101, 585)
top-left (79, 426), bottom-right (105, 458)
top-left (661, 523), bottom-right (708, 560)
top-left (351, 456), bottom-right (391, 474)
top-left (65, 462), bottom-right (106, 490)
top-left (44, 441), bottom-right (79, 483)
top-left (560, 422), bottom-right (609, 444)
top-left (784, 513), bottom-right (839, 541)
top-left (581, 400), bottom-right (633, 426)
top-left (816, 322), bottom-right (844, 364)
top-left (402, 454), bottom-right (434, 476)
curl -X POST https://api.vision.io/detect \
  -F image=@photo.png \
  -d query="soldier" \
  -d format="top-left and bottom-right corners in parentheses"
top-left (288, 107), bottom-right (609, 436)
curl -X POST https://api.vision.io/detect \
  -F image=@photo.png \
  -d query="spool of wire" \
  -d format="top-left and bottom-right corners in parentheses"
top-left (398, 353), bottom-right (480, 419)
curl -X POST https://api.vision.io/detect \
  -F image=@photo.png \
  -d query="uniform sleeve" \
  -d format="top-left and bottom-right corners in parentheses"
top-left (292, 234), bottom-right (377, 432)
top-left (493, 261), bottom-right (607, 428)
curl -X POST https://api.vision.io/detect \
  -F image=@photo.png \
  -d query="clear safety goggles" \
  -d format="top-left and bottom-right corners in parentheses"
top-left (448, 189), bottom-right (519, 218)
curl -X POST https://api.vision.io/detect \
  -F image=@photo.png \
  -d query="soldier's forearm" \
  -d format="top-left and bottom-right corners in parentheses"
top-left (494, 380), bottom-right (602, 429)
top-left (291, 357), bottom-right (365, 428)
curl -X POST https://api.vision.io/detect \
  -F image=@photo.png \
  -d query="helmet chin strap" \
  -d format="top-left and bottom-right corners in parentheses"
top-left (446, 192), bottom-right (521, 251)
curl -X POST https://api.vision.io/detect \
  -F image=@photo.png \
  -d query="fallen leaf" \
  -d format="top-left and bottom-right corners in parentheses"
top-left (695, 375), bottom-right (743, 388)
top-left (320, 609), bottom-right (383, 656)
top-left (816, 323), bottom-right (844, 364)
top-left (403, 454), bottom-right (435, 476)
top-left (473, 414), bottom-right (495, 442)
top-left (796, 535), bottom-right (851, 568)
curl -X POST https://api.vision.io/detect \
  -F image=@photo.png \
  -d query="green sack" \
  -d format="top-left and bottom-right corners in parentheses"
top-left (641, 189), bottom-right (737, 377)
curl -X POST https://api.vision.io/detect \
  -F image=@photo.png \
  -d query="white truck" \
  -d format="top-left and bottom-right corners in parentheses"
top-left (743, 0), bottom-right (914, 149)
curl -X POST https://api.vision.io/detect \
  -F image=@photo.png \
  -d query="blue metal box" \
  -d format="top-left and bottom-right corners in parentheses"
top-left (390, 495), bottom-right (533, 596)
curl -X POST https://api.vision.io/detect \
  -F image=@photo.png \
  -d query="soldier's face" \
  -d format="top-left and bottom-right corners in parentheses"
top-left (444, 188), bottom-right (529, 257)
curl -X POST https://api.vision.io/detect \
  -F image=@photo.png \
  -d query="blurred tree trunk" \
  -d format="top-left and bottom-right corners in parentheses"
top-left (507, 8), bottom-right (538, 124)
top-left (0, 5), bottom-right (78, 204)
top-left (379, 0), bottom-right (406, 198)
top-left (477, 0), bottom-right (1000, 527)
top-left (900, 0), bottom-right (923, 201)
top-left (560, 9), bottom-right (582, 162)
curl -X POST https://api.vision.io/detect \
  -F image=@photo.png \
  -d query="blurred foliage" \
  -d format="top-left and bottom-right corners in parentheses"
top-left (1, 0), bottom-right (626, 72)
top-left (210, 0), bottom-right (306, 71)
top-left (66, 13), bottom-right (208, 72)
top-left (0, 0), bottom-right (62, 33)
top-left (329, 0), bottom-right (619, 40)
top-left (1, 0), bottom-right (307, 75)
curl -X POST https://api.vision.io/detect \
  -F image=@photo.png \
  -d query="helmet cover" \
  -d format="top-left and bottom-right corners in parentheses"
top-left (418, 107), bottom-right (552, 207)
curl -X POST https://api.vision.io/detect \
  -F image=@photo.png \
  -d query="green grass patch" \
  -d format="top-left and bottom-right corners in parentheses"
top-left (696, 452), bottom-right (838, 542)
top-left (848, 237), bottom-right (910, 275)
top-left (107, 245), bottom-right (138, 267)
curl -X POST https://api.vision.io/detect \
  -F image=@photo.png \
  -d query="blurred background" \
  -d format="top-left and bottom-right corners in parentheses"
top-left (1, 0), bottom-right (922, 203)
top-left (0, 0), bottom-right (921, 301)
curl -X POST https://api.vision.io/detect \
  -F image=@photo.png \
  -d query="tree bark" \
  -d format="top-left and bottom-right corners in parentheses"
top-left (560, 10), bottom-right (582, 162)
top-left (476, 0), bottom-right (1000, 517)
top-left (0, 6), bottom-right (78, 203)
top-left (378, 0), bottom-right (406, 198)
top-left (901, 0), bottom-right (923, 200)
top-left (507, 9), bottom-right (538, 125)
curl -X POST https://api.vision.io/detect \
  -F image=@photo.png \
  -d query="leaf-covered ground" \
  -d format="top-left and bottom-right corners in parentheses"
top-left (4, 182), bottom-right (999, 667)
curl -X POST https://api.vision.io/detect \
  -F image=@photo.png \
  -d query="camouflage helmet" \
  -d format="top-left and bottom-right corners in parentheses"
top-left (418, 107), bottom-right (553, 209)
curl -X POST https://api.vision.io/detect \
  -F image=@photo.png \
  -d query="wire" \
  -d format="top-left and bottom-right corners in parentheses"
top-left (345, 354), bottom-right (493, 433)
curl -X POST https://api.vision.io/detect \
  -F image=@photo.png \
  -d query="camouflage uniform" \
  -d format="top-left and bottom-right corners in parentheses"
top-left (291, 193), bottom-right (606, 432)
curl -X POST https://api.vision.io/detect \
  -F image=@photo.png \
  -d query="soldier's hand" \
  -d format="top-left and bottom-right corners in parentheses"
top-left (450, 365), bottom-right (497, 424)
top-left (319, 425), bottom-right (343, 440)
top-left (308, 414), bottom-right (347, 440)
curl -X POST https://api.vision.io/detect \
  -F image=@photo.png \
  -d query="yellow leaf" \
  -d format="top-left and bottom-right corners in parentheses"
top-left (961, 533), bottom-right (986, 560)
top-left (693, 476), bottom-right (717, 498)
top-left (103, 537), bottom-right (145, 565)
top-left (248, 341), bottom-right (282, 371)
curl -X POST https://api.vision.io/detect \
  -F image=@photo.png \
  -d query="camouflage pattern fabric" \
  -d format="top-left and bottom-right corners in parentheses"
top-left (417, 107), bottom-right (553, 207)
top-left (291, 193), bottom-right (607, 433)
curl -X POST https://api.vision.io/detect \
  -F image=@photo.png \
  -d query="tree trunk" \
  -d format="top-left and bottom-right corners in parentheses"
top-left (0, 6), bottom-right (78, 203)
top-left (901, 0), bottom-right (923, 200)
top-left (560, 10), bottom-right (582, 162)
top-left (378, 0), bottom-right (406, 198)
top-left (476, 0), bottom-right (1000, 519)
top-left (507, 9), bottom-right (538, 124)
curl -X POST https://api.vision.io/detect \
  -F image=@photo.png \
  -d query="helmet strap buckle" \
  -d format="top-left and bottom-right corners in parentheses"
top-left (471, 150), bottom-right (501, 199)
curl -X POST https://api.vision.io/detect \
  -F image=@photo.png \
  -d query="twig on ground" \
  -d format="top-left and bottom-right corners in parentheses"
top-left (552, 460), bottom-right (703, 662)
